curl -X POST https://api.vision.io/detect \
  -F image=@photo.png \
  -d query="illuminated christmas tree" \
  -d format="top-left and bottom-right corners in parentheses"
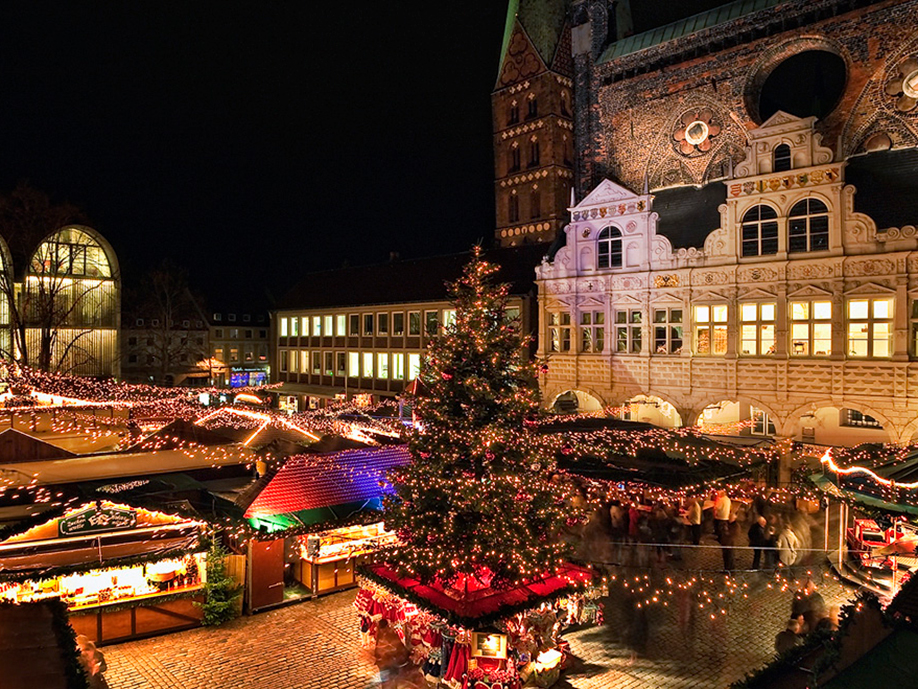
top-left (384, 247), bottom-right (581, 588)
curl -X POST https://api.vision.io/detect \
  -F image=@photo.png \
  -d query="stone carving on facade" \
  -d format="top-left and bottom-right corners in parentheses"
top-left (612, 275), bottom-right (644, 291)
top-left (672, 108), bottom-right (722, 157)
top-left (787, 262), bottom-right (837, 280)
top-left (841, 185), bottom-right (879, 247)
top-left (691, 270), bottom-right (731, 286)
top-left (886, 55), bottom-right (918, 113)
top-left (737, 266), bottom-right (779, 283)
top-left (844, 257), bottom-right (896, 277)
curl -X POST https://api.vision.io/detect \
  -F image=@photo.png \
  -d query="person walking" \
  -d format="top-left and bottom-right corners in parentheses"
top-left (687, 497), bottom-right (703, 546)
top-left (713, 490), bottom-right (731, 542)
top-left (747, 515), bottom-right (770, 569)
top-left (776, 522), bottom-right (800, 571)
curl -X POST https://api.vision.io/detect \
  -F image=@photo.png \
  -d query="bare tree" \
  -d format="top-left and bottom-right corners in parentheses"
top-left (0, 184), bottom-right (120, 375)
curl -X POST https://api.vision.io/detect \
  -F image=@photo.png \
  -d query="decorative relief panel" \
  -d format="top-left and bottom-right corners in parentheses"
top-left (845, 258), bottom-right (896, 276)
top-left (787, 262), bottom-right (837, 280)
top-left (737, 266), bottom-right (778, 283)
top-left (691, 270), bottom-right (731, 286)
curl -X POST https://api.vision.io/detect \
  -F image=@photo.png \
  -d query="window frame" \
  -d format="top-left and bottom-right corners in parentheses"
top-left (740, 204), bottom-right (779, 257)
top-left (693, 304), bottom-right (729, 356)
top-left (847, 297), bottom-right (893, 358)
top-left (739, 301), bottom-right (776, 356)
top-left (652, 308), bottom-right (684, 355)
top-left (597, 226), bottom-right (623, 270)
top-left (548, 311), bottom-right (571, 352)
top-left (580, 310), bottom-right (605, 353)
top-left (789, 300), bottom-right (832, 356)
top-left (614, 309), bottom-right (642, 354)
top-left (788, 198), bottom-right (829, 254)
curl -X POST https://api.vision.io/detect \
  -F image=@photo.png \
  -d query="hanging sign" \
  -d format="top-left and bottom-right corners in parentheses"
top-left (59, 504), bottom-right (137, 537)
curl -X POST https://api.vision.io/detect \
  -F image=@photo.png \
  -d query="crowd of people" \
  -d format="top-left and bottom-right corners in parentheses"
top-left (774, 580), bottom-right (840, 654)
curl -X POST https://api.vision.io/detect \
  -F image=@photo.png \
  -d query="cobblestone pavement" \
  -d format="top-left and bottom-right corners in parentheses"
top-left (104, 524), bottom-right (856, 688)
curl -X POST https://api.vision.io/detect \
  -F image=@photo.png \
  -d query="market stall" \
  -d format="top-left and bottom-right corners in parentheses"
top-left (0, 500), bottom-right (207, 644)
top-left (355, 562), bottom-right (597, 688)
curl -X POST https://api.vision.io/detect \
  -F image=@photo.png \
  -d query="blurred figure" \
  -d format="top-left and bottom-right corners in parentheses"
top-left (747, 515), bottom-right (771, 570)
top-left (687, 497), bottom-right (703, 546)
top-left (775, 618), bottom-right (803, 654)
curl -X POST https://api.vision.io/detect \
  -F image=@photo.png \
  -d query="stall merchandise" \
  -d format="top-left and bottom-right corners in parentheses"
top-left (0, 501), bottom-right (207, 644)
top-left (355, 563), bottom-right (597, 688)
top-left (293, 522), bottom-right (396, 595)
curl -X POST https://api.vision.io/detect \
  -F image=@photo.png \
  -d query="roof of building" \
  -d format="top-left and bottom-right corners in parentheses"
top-left (846, 149), bottom-right (918, 231)
top-left (499, 0), bottom-right (570, 78)
top-left (241, 445), bottom-right (411, 532)
top-left (277, 244), bottom-right (547, 311)
top-left (653, 183), bottom-right (726, 250)
top-left (600, 0), bottom-right (787, 62)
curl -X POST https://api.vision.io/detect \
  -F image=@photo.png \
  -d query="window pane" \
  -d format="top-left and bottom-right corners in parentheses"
top-left (324, 352), bottom-right (333, 375)
top-left (362, 352), bottom-right (373, 377)
top-left (849, 300), bottom-right (869, 319)
top-left (873, 299), bottom-right (892, 319)
top-left (694, 305), bottom-right (709, 323)
top-left (630, 311), bottom-right (641, 324)
top-left (350, 314), bottom-right (360, 335)
top-left (761, 303), bottom-right (775, 321)
top-left (377, 353), bottom-right (389, 378)
top-left (761, 325), bottom-right (775, 354)
top-left (813, 324), bottom-right (831, 355)
top-left (671, 309), bottom-right (682, 323)
top-left (280, 318), bottom-right (288, 337)
top-left (364, 314), bottom-right (374, 335)
top-left (741, 303), bottom-right (757, 322)
top-left (653, 310), bottom-right (666, 323)
top-left (713, 305), bottom-right (728, 323)
top-left (336, 352), bottom-right (346, 375)
top-left (348, 352), bottom-right (359, 376)
top-left (791, 302), bottom-right (808, 320)
top-left (336, 314), bottom-right (346, 335)
top-left (713, 325), bottom-right (728, 354)
top-left (791, 324), bottom-right (809, 355)
top-left (615, 311), bottom-right (627, 324)
top-left (741, 325), bottom-right (757, 354)
top-left (323, 315), bottom-right (333, 335)
top-left (378, 313), bottom-right (389, 334)
top-left (813, 301), bottom-right (832, 319)
top-left (408, 353), bottom-right (421, 380)
top-left (393, 313), bottom-right (404, 335)
top-left (616, 327), bottom-right (628, 352)
top-left (695, 327), bottom-right (710, 354)
top-left (301, 351), bottom-right (309, 371)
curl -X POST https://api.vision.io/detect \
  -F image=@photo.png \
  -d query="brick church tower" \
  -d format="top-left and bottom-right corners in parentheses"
top-left (492, 1), bottom-right (576, 247)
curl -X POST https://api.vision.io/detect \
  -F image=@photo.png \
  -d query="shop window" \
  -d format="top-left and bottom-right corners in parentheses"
top-left (739, 302), bottom-right (776, 356)
top-left (362, 352), bottom-right (373, 377)
top-left (364, 314), bottom-right (374, 336)
top-left (615, 309), bottom-right (642, 353)
top-left (425, 310), bottom-right (439, 335)
top-left (312, 351), bottom-right (321, 374)
top-left (408, 311), bottom-right (421, 335)
top-left (548, 312), bottom-right (571, 352)
top-left (741, 205), bottom-right (779, 257)
top-left (597, 227), bottom-right (623, 269)
top-left (348, 351), bottom-right (359, 377)
top-left (408, 353), bottom-right (421, 380)
top-left (349, 314), bottom-right (360, 336)
top-left (694, 304), bottom-right (728, 355)
top-left (773, 144), bottom-right (792, 172)
top-left (653, 308), bottom-right (683, 354)
top-left (393, 312), bottom-right (405, 336)
top-left (377, 353), bottom-right (389, 379)
top-left (393, 353), bottom-right (405, 380)
top-left (790, 301), bottom-right (832, 356)
top-left (752, 407), bottom-right (776, 435)
top-left (580, 311), bottom-right (605, 353)
top-left (788, 198), bottom-right (829, 253)
top-left (847, 297), bottom-right (893, 357)
top-left (840, 408), bottom-right (882, 428)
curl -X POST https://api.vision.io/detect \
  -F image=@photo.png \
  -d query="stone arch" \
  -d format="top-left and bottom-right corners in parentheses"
top-left (782, 399), bottom-right (896, 446)
top-left (743, 36), bottom-right (850, 124)
top-left (618, 393), bottom-right (683, 428)
top-left (548, 388), bottom-right (605, 414)
top-left (691, 396), bottom-right (781, 436)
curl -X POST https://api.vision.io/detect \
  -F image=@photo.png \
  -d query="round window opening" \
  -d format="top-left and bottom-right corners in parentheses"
top-left (903, 70), bottom-right (918, 99)
top-left (684, 121), bottom-right (709, 146)
top-left (757, 50), bottom-right (846, 122)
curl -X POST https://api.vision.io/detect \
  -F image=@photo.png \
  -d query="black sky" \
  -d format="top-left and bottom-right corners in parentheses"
top-left (0, 1), bottom-right (737, 310)
top-left (0, 2), bottom-right (508, 307)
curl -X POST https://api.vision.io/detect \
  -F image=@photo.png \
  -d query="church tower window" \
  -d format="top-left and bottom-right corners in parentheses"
top-left (528, 137), bottom-right (540, 167)
top-left (508, 100), bottom-right (519, 125)
top-left (530, 187), bottom-right (541, 219)
top-left (741, 205), bottom-right (779, 257)
top-left (527, 93), bottom-right (538, 119)
top-left (788, 198), bottom-right (829, 253)
top-left (597, 226), bottom-right (623, 269)
top-left (509, 143), bottom-right (520, 172)
top-left (509, 192), bottom-right (519, 223)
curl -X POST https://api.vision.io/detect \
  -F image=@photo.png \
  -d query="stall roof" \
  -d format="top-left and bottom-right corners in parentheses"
top-left (126, 418), bottom-right (235, 451)
top-left (241, 444), bottom-right (410, 533)
top-left (360, 562), bottom-right (592, 629)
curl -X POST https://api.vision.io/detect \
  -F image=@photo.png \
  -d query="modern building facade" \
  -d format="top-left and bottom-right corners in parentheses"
top-left (537, 0), bottom-right (918, 449)
top-left (208, 309), bottom-right (270, 389)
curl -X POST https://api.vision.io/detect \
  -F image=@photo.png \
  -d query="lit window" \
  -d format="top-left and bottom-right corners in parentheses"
top-left (214, 347), bottom-right (224, 361)
top-left (443, 310), bottom-right (457, 328)
top-left (790, 301), bottom-right (832, 356)
top-left (741, 205), bottom-right (778, 257)
top-left (324, 315), bottom-right (333, 336)
top-left (279, 318), bottom-right (288, 337)
top-left (408, 353), bottom-right (421, 380)
top-left (336, 352), bottom-right (346, 375)
top-left (377, 353), bottom-right (389, 379)
top-left (289, 350), bottom-right (298, 372)
top-left (230, 347), bottom-right (239, 362)
top-left (362, 352), bottom-right (373, 377)
top-left (848, 297), bottom-right (893, 357)
top-left (348, 352), bottom-right (359, 376)
top-left (580, 311), bottom-right (605, 353)
top-left (597, 227), bottom-right (622, 269)
top-left (788, 198), bottom-right (829, 253)
top-left (549, 312), bottom-right (571, 352)
top-left (301, 350), bottom-right (309, 372)
top-left (694, 304), bottom-right (728, 355)
top-left (752, 407), bottom-right (776, 435)
top-left (841, 408), bottom-right (882, 428)
top-left (393, 312), bottom-right (405, 336)
top-left (393, 353), bottom-right (405, 380)
top-left (312, 317), bottom-right (321, 337)
top-left (739, 302), bottom-right (776, 356)
top-left (336, 314), bottom-right (346, 336)
top-left (279, 350), bottom-right (288, 372)
top-left (614, 309), bottom-right (642, 353)
top-left (290, 317), bottom-right (299, 337)
top-left (653, 308), bottom-right (683, 354)
top-left (324, 352), bottom-right (334, 376)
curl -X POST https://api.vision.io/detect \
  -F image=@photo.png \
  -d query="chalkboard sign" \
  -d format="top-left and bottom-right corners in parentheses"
top-left (59, 504), bottom-right (137, 537)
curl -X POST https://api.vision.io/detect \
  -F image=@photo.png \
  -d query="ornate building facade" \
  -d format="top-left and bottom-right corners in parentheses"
top-left (537, 0), bottom-right (918, 449)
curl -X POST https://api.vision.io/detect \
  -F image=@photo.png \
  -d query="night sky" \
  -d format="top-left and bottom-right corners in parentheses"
top-left (0, 1), bottom-right (735, 309)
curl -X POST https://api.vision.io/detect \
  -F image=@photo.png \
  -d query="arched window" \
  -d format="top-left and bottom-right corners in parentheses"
top-left (788, 198), bottom-right (829, 253)
top-left (741, 205), bottom-right (779, 257)
top-left (597, 227), bottom-right (622, 269)
top-left (528, 138), bottom-right (540, 167)
top-left (508, 192), bottom-right (519, 223)
top-left (509, 143), bottom-right (520, 172)
top-left (527, 94), bottom-right (538, 119)
top-left (773, 143), bottom-right (792, 172)
top-left (529, 188), bottom-right (540, 219)
top-left (507, 100), bottom-right (519, 126)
